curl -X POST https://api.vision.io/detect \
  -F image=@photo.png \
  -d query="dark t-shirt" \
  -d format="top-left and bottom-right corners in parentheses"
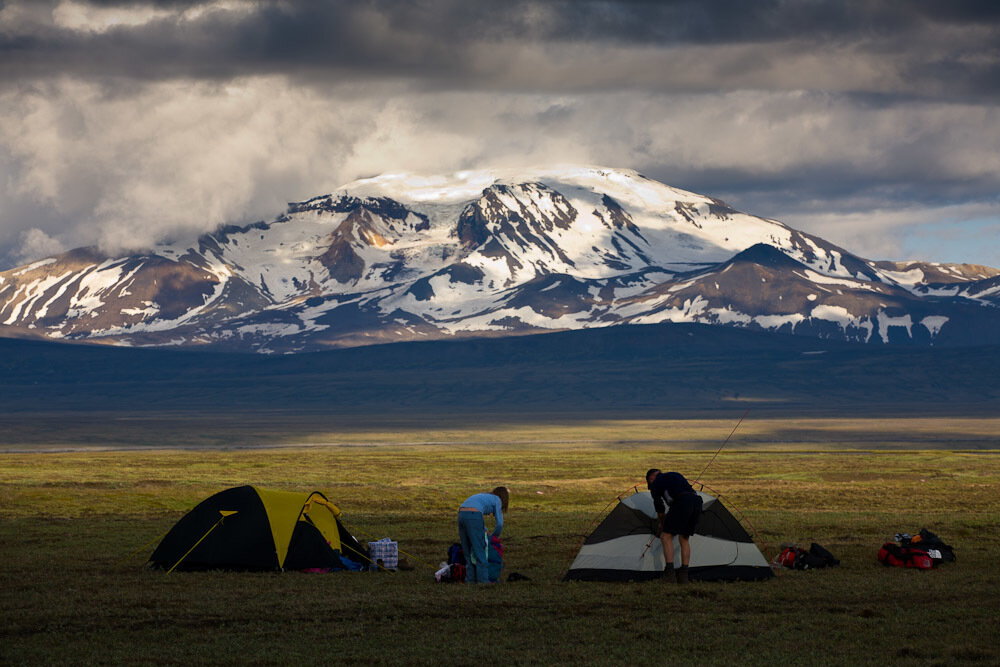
top-left (647, 471), bottom-right (695, 514)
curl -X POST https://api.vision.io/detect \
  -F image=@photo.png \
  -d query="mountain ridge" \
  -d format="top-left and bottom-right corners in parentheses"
top-left (2, 166), bottom-right (998, 352)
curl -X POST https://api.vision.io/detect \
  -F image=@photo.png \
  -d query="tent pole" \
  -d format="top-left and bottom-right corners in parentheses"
top-left (166, 512), bottom-right (232, 574)
top-left (694, 409), bottom-right (749, 484)
top-left (638, 410), bottom-right (750, 560)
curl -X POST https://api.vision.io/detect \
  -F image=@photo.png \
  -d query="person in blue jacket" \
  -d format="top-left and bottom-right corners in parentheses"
top-left (646, 469), bottom-right (702, 584)
top-left (457, 486), bottom-right (509, 584)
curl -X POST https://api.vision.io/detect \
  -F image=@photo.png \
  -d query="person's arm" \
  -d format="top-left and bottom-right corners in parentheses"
top-left (650, 480), bottom-right (666, 515)
top-left (492, 498), bottom-right (503, 537)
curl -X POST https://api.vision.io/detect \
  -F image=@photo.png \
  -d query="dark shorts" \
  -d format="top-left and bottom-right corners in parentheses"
top-left (663, 493), bottom-right (703, 537)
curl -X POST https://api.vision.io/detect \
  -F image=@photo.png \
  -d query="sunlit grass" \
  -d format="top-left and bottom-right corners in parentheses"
top-left (2, 433), bottom-right (999, 665)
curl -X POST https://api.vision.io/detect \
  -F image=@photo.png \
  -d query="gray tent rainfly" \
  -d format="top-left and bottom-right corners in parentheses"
top-left (563, 488), bottom-right (774, 582)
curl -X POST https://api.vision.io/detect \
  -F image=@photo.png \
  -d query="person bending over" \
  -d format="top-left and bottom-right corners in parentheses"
top-left (646, 469), bottom-right (702, 584)
top-left (457, 486), bottom-right (509, 584)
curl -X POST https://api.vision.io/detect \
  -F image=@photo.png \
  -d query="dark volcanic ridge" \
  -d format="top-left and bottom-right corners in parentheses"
top-left (2, 322), bottom-right (998, 419)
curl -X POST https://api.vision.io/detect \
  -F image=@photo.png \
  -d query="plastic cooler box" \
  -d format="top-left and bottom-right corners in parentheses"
top-left (368, 538), bottom-right (398, 570)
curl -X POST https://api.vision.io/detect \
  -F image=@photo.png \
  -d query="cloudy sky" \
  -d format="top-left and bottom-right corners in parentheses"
top-left (2, 0), bottom-right (999, 269)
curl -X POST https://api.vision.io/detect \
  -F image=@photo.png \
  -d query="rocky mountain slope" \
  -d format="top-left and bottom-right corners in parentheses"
top-left (2, 167), bottom-right (999, 352)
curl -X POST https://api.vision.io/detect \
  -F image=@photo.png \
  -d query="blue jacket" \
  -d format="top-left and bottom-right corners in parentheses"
top-left (460, 492), bottom-right (504, 536)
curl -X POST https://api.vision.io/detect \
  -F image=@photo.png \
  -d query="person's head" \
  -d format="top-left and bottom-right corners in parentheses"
top-left (645, 469), bottom-right (661, 485)
top-left (492, 486), bottom-right (509, 512)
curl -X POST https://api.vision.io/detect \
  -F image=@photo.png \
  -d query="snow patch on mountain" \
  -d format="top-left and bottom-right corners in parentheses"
top-left (876, 312), bottom-right (914, 342)
top-left (921, 316), bottom-right (949, 336)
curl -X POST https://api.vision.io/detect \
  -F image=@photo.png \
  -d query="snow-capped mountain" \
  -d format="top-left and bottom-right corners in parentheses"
top-left (2, 166), bottom-right (999, 353)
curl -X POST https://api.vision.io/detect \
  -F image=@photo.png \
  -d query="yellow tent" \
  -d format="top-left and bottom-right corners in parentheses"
top-left (149, 486), bottom-right (368, 572)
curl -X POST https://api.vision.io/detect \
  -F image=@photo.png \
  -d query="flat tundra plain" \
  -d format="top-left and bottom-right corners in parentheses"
top-left (2, 414), bottom-right (999, 665)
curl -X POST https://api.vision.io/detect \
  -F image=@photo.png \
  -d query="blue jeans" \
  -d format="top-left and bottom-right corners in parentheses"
top-left (458, 511), bottom-right (489, 583)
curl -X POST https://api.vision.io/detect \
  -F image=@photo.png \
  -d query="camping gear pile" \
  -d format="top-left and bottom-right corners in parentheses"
top-left (773, 543), bottom-right (840, 570)
top-left (878, 528), bottom-right (955, 570)
top-left (435, 537), bottom-right (504, 583)
top-left (563, 488), bottom-right (773, 582)
top-left (435, 543), bottom-right (467, 583)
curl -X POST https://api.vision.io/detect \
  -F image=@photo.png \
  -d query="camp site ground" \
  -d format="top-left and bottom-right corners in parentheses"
top-left (2, 415), bottom-right (999, 665)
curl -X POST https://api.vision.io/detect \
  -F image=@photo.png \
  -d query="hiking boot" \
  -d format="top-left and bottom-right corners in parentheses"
top-left (677, 565), bottom-right (690, 584)
top-left (662, 566), bottom-right (676, 583)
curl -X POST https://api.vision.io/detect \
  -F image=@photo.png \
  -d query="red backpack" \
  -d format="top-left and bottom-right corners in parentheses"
top-left (878, 542), bottom-right (933, 570)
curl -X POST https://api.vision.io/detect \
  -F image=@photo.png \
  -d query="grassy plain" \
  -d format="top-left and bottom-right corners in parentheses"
top-left (2, 419), bottom-right (999, 665)
top-left (4, 412), bottom-right (1000, 451)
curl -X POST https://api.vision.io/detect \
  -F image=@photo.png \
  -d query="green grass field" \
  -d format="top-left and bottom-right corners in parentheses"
top-left (2, 418), bottom-right (999, 666)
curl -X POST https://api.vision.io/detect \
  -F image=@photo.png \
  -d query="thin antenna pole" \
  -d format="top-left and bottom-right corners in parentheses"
top-left (638, 410), bottom-right (750, 560)
top-left (694, 409), bottom-right (749, 484)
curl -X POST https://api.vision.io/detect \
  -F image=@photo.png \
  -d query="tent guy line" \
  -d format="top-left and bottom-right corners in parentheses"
top-left (638, 409), bottom-right (750, 561)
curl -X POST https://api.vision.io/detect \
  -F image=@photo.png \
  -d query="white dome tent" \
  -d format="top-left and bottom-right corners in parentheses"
top-left (563, 487), bottom-right (774, 582)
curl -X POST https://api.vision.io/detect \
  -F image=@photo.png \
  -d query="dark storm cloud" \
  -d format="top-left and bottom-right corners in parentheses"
top-left (3, 0), bottom-right (999, 98)
top-left (2, 0), bottom-right (1000, 268)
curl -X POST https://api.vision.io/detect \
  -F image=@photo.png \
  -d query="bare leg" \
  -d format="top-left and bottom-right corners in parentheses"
top-left (660, 532), bottom-right (675, 567)
top-left (679, 535), bottom-right (691, 566)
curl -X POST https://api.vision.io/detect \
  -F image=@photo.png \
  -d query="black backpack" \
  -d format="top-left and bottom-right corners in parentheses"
top-left (776, 542), bottom-right (840, 570)
top-left (804, 542), bottom-right (840, 568)
top-left (909, 528), bottom-right (956, 564)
